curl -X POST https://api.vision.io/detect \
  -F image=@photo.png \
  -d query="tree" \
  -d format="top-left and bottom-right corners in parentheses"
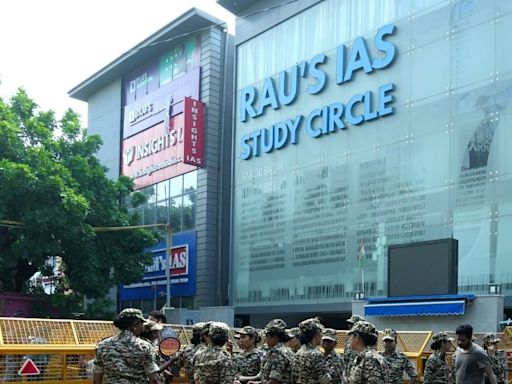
top-left (0, 89), bottom-right (160, 298)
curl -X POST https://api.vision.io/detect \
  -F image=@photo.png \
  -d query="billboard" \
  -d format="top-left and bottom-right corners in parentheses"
top-left (183, 97), bottom-right (205, 167)
top-left (119, 231), bottom-right (197, 300)
top-left (123, 67), bottom-right (200, 139)
top-left (121, 96), bottom-right (204, 190)
top-left (123, 61), bottom-right (159, 106)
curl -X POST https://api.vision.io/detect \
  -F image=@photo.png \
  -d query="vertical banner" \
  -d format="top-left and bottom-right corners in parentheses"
top-left (183, 97), bottom-right (205, 167)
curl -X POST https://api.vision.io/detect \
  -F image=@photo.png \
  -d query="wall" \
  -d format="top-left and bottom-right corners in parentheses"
top-left (352, 295), bottom-right (504, 332)
top-left (194, 27), bottom-right (231, 308)
top-left (87, 79), bottom-right (122, 180)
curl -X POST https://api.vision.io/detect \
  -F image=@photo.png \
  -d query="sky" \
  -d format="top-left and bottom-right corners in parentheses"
top-left (0, 0), bottom-right (235, 125)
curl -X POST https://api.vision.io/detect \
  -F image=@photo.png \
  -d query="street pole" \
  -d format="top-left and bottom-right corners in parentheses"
top-left (165, 224), bottom-right (172, 308)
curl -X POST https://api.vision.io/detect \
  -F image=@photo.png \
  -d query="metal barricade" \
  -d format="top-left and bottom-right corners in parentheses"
top-left (1, 317), bottom-right (510, 383)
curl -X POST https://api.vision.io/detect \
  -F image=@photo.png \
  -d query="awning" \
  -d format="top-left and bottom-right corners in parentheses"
top-left (363, 295), bottom-right (474, 317)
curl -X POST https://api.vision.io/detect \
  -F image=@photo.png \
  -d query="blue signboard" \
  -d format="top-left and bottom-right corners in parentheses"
top-left (119, 231), bottom-right (196, 300)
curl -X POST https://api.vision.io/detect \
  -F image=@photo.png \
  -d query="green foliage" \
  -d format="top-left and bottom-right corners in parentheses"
top-left (0, 88), bottom-right (160, 298)
top-left (84, 297), bottom-right (117, 320)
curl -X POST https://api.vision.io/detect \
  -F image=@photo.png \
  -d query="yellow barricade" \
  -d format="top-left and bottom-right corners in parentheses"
top-left (0, 317), bottom-right (510, 384)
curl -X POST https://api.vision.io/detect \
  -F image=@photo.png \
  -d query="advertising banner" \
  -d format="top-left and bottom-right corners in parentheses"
top-left (123, 67), bottom-right (200, 139)
top-left (123, 61), bottom-right (159, 106)
top-left (119, 231), bottom-right (197, 300)
top-left (121, 115), bottom-right (196, 190)
top-left (183, 97), bottom-right (205, 167)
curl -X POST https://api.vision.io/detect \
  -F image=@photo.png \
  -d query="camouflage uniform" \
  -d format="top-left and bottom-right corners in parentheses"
top-left (260, 319), bottom-right (295, 384)
top-left (323, 329), bottom-right (344, 384)
top-left (484, 333), bottom-right (507, 384)
top-left (424, 351), bottom-right (450, 384)
top-left (423, 332), bottom-right (453, 384)
top-left (193, 322), bottom-right (235, 384)
top-left (380, 351), bottom-right (417, 383)
top-left (233, 348), bottom-right (263, 376)
top-left (344, 315), bottom-right (364, 377)
top-left (177, 344), bottom-right (200, 384)
top-left (343, 343), bottom-right (357, 378)
top-left (347, 321), bottom-right (387, 384)
top-left (233, 326), bottom-right (263, 376)
top-left (177, 322), bottom-right (204, 384)
top-left (350, 348), bottom-right (388, 384)
top-left (489, 351), bottom-right (507, 384)
top-left (94, 309), bottom-right (159, 384)
top-left (380, 329), bottom-right (417, 384)
top-left (294, 318), bottom-right (331, 384)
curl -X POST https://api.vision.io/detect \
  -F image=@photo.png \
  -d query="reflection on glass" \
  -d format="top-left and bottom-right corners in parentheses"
top-left (143, 186), bottom-right (157, 204)
top-left (183, 170), bottom-right (197, 193)
top-left (232, 0), bottom-right (512, 305)
top-left (143, 203), bottom-right (156, 225)
top-left (170, 175), bottom-right (183, 197)
top-left (156, 201), bottom-right (168, 224)
top-left (170, 196), bottom-right (182, 233)
top-left (182, 193), bottom-right (196, 231)
top-left (156, 180), bottom-right (169, 202)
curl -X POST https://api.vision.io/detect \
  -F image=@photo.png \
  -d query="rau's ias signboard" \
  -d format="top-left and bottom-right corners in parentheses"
top-left (238, 24), bottom-right (397, 160)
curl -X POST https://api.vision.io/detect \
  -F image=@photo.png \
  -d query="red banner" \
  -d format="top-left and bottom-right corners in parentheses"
top-left (183, 97), bottom-right (204, 167)
top-left (170, 245), bottom-right (189, 277)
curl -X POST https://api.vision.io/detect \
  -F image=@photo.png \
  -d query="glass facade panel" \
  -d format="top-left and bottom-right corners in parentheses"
top-left (170, 175), bottom-right (183, 197)
top-left (232, 0), bottom-right (512, 308)
top-left (128, 172), bottom-right (197, 235)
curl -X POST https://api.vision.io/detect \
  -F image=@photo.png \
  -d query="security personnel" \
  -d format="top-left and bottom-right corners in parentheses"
top-left (260, 319), bottom-right (295, 384)
top-left (322, 328), bottom-right (344, 384)
top-left (177, 322), bottom-right (204, 384)
top-left (347, 320), bottom-right (387, 384)
top-left (343, 314), bottom-right (365, 381)
top-left (483, 333), bottom-right (507, 384)
top-left (295, 318), bottom-right (331, 384)
top-left (286, 327), bottom-right (301, 353)
top-left (379, 329), bottom-right (417, 384)
top-left (193, 322), bottom-right (235, 384)
top-left (93, 308), bottom-right (160, 384)
top-left (233, 326), bottom-right (263, 380)
top-left (423, 332), bottom-right (453, 384)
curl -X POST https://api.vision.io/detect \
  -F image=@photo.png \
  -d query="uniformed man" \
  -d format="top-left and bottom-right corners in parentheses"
top-left (343, 314), bottom-right (365, 382)
top-left (347, 321), bottom-right (387, 384)
top-left (483, 333), bottom-right (507, 384)
top-left (258, 319), bottom-right (295, 384)
top-left (322, 328), bottom-right (344, 384)
top-left (379, 329), bottom-right (417, 384)
top-left (295, 318), bottom-right (331, 384)
top-left (423, 332), bottom-right (453, 384)
top-left (193, 322), bottom-right (235, 384)
top-left (93, 308), bottom-right (160, 384)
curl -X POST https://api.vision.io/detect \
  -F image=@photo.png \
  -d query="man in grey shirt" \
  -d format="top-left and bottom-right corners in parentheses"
top-left (454, 324), bottom-right (497, 384)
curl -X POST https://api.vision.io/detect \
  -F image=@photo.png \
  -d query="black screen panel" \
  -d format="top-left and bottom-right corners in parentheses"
top-left (387, 238), bottom-right (458, 297)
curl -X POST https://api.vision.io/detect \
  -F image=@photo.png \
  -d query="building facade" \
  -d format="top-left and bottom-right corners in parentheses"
top-left (70, 8), bottom-right (234, 312)
top-left (219, 0), bottom-right (512, 326)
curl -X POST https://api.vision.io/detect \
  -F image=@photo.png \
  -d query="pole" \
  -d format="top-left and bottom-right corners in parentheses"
top-left (165, 224), bottom-right (172, 308)
top-left (361, 265), bottom-right (365, 294)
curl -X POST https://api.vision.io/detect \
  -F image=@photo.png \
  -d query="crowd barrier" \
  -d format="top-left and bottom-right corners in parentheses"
top-left (0, 317), bottom-right (510, 383)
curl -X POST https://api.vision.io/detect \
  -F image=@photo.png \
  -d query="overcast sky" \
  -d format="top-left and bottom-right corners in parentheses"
top-left (0, 0), bottom-right (234, 125)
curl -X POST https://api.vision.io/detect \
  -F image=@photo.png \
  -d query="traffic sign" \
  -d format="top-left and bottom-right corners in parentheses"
top-left (18, 359), bottom-right (40, 376)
